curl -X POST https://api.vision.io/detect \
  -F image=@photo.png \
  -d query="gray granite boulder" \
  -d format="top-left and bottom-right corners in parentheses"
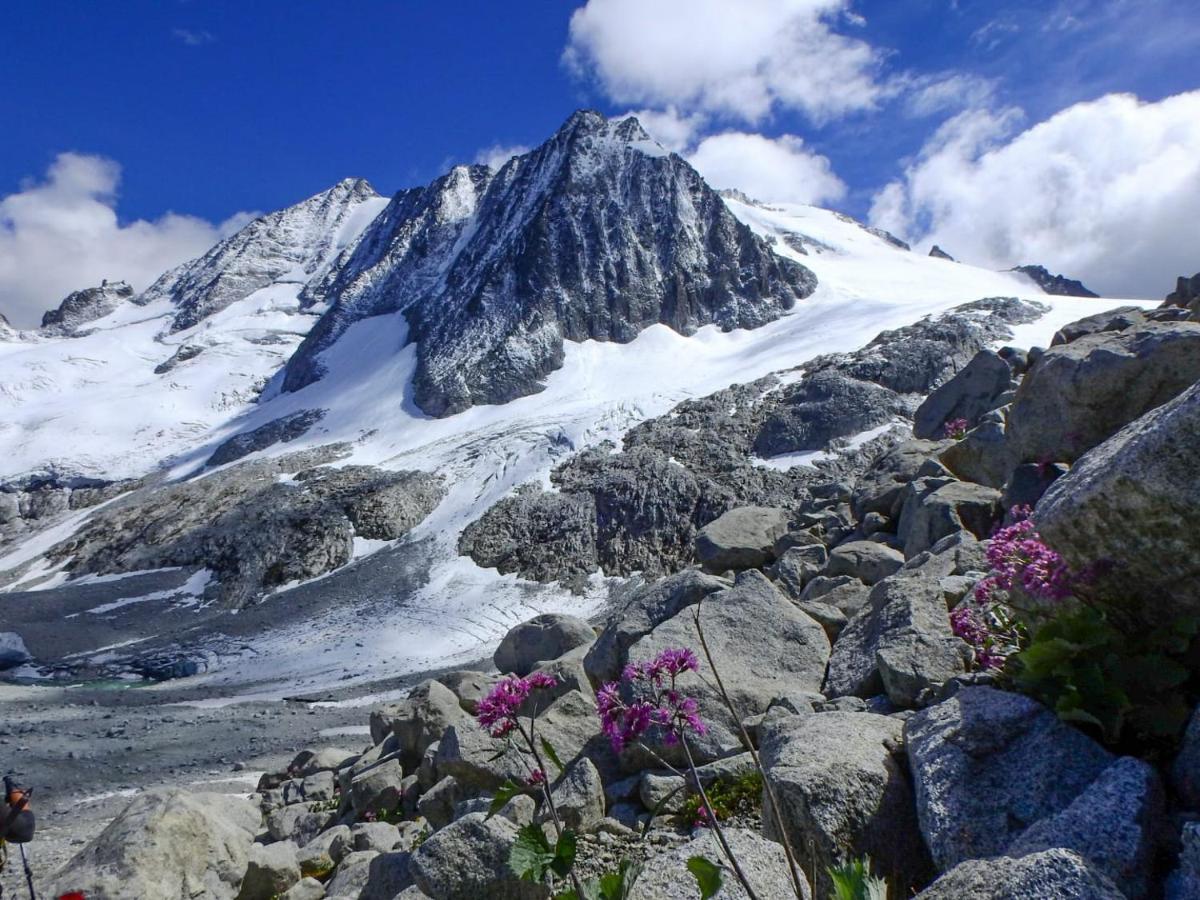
top-left (913, 349), bottom-right (1014, 440)
top-left (630, 827), bottom-right (808, 899)
top-left (906, 687), bottom-right (1114, 870)
top-left (695, 506), bottom-right (790, 572)
top-left (238, 841), bottom-right (301, 900)
top-left (824, 540), bottom-right (904, 585)
top-left (409, 813), bottom-right (547, 899)
top-left (897, 479), bottom-right (1002, 558)
top-left (49, 789), bottom-right (261, 900)
top-left (1037, 380), bottom-right (1200, 628)
top-left (1009, 756), bottom-right (1165, 899)
top-left (494, 613), bottom-right (595, 676)
top-left (761, 712), bottom-right (932, 897)
top-left (915, 849), bottom-right (1126, 899)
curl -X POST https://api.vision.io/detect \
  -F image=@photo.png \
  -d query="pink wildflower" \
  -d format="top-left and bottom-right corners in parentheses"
top-left (526, 769), bottom-right (546, 787)
top-left (598, 647), bottom-right (707, 752)
top-left (476, 672), bottom-right (560, 738)
top-left (944, 418), bottom-right (970, 440)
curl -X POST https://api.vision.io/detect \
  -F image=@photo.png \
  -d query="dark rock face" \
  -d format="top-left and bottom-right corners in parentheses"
top-left (462, 297), bottom-right (1044, 584)
top-left (928, 245), bottom-right (955, 261)
top-left (40, 281), bottom-right (134, 335)
top-left (912, 350), bottom-right (1014, 440)
top-left (282, 111), bottom-right (816, 416)
top-left (44, 448), bottom-right (444, 606)
top-left (207, 410), bottom-right (326, 467)
top-left (139, 178), bottom-right (382, 332)
top-left (1012, 264), bottom-right (1099, 298)
top-left (1162, 271), bottom-right (1200, 313)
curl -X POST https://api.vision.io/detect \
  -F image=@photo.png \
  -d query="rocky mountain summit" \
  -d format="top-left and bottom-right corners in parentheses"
top-left (1163, 271), bottom-right (1200, 314)
top-left (282, 111), bottom-right (815, 415)
top-left (138, 177), bottom-right (383, 332)
top-left (42, 301), bottom-right (1200, 900)
top-left (1011, 264), bottom-right (1099, 298)
top-left (40, 279), bottom-right (135, 335)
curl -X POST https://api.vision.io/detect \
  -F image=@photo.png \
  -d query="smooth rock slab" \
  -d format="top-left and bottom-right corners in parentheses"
top-left (695, 506), bottom-right (790, 572)
top-left (630, 827), bottom-right (809, 899)
top-left (761, 712), bottom-right (932, 897)
top-left (824, 540), bottom-right (904, 585)
top-left (905, 687), bottom-right (1113, 871)
top-left (50, 789), bottom-right (261, 900)
top-left (914, 849), bottom-right (1125, 899)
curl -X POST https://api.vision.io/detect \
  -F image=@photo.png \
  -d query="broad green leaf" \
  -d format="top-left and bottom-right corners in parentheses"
top-left (541, 737), bottom-right (566, 775)
top-left (551, 829), bottom-right (578, 878)
top-left (509, 823), bottom-right (555, 882)
top-left (686, 856), bottom-right (723, 899)
top-left (488, 778), bottom-right (525, 820)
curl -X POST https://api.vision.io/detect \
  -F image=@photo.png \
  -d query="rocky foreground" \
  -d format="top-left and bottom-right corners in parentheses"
top-left (24, 296), bottom-right (1200, 899)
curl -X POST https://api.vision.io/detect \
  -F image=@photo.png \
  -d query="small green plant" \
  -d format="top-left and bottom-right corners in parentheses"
top-left (828, 856), bottom-right (888, 900)
top-left (554, 859), bottom-right (642, 900)
top-left (680, 770), bottom-right (764, 827)
top-left (309, 796), bottom-right (341, 813)
top-left (1011, 604), bottom-right (1198, 749)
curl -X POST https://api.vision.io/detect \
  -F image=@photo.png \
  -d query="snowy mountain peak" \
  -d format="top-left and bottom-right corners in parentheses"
top-left (137, 177), bottom-right (386, 333)
top-left (282, 109), bottom-right (813, 416)
top-left (40, 280), bottom-right (135, 336)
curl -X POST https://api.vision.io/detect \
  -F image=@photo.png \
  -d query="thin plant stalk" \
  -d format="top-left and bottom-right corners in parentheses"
top-left (692, 603), bottom-right (810, 899)
top-left (518, 714), bottom-right (588, 899)
top-left (679, 734), bottom-right (762, 900)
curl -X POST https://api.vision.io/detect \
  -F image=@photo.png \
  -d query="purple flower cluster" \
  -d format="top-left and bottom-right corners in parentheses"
top-left (974, 506), bottom-right (1074, 604)
top-left (597, 647), bottom-right (707, 753)
top-left (476, 671), bottom-right (558, 738)
top-left (950, 606), bottom-right (1008, 669)
top-left (944, 418), bottom-right (970, 440)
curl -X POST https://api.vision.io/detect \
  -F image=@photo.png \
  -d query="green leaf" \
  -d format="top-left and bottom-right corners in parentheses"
top-left (686, 856), bottom-right (723, 899)
top-left (551, 829), bottom-right (578, 878)
top-left (488, 778), bottom-right (525, 820)
top-left (541, 737), bottom-right (566, 775)
top-left (509, 823), bottom-right (555, 882)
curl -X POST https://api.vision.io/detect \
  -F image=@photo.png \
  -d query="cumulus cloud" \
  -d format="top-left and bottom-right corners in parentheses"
top-left (474, 144), bottom-right (532, 171)
top-left (0, 153), bottom-right (250, 328)
top-left (869, 91), bottom-right (1200, 298)
top-left (623, 107), bottom-right (707, 153)
top-left (687, 132), bottom-right (847, 205)
top-left (564, 0), bottom-right (888, 125)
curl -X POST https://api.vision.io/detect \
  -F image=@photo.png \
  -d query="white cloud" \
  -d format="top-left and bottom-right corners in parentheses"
top-left (564, 0), bottom-right (888, 125)
top-left (474, 144), bottom-right (531, 171)
top-left (901, 72), bottom-right (998, 118)
top-left (688, 132), bottom-right (846, 205)
top-left (172, 28), bottom-right (215, 46)
top-left (870, 91), bottom-right (1200, 298)
top-left (0, 153), bottom-right (249, 328)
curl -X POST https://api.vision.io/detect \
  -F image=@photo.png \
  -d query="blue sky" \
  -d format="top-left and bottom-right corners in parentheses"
top-left (2, 0), bottom-right (1198, 324)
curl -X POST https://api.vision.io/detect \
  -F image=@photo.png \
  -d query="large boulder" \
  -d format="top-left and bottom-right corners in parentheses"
top-left (50, 789), bottom-right (261, 900)
top-left (494, 613), bottom-right (595, 676)
top-left (437, 689), bottom-right (609, 790)
top-left (1009, 756), bottom-right (1166, 899)
top-left (630, 827), bottom-right (808, 899)
top-left (1172, 706), bottom-right (1200, 811)
top-left (851, 440), bottom-right (948, 520)
top-left (913, 350), bottom-right (1014, 440)
top-left (625, 571), bottom-right (829, 760)
top-left (761, 713), bottom-right (932, 897)
top-left (897, 479), bottom-right (1002, 559)
top-left (237, 841), bottom-right (301, 900)
top-left (1007, 320), bottom-right (1200, 467)
top-left (1036, 380), bottom-right (1200, 627)
top-left (915, 849), bottom-right (1126, 899)
top-left (695, 506), bottom-right (790, 572)
top-left (409, 812), bottom-right (547, 900)
top-left (0, 632), bottom-right (31, 670)
top-left (824, 570), bottom-right (967, 706)
top-left (370, 680), bottom-right (471, 769)
top-left (548, 757), bottom-right (605, 831)
top-left (585, 569), bottom-right (729, 683)
top-left (766, 543), bottom-right (828, 599)
top-left (906, 687), bottom-right (1114, 871)
top-left (824, 540), bottom-right (904, 585)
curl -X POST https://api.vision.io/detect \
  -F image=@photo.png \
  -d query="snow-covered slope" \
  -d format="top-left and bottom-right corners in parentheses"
top-left (0, 114), bottom-right (1158, 696)
top-left (0, 181), bottom-right (387, 483)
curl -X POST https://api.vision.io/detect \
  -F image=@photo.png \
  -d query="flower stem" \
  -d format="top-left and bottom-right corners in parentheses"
top-left (681, 735), bottom-right (762, 900)
top-left (692, 603), bottom-right (809, 899)
top-left (516, 719), bottom-right (587, 899)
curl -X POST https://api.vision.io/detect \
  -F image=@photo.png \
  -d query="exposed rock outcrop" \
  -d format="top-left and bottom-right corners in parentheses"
top-left (1012, 264), bottom-right (1099, 298)
top-left (40, 280), bottom-right (134, 336)
top-left (283, 111), bottom-right (816, 416)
